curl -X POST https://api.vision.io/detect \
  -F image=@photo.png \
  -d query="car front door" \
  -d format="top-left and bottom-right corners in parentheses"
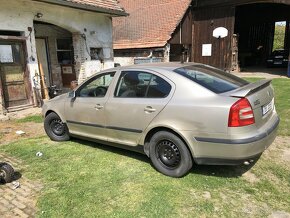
top-left (65, 72), bottom-right (115, 141)
top-left (105, 70), bottom-right (174, 146)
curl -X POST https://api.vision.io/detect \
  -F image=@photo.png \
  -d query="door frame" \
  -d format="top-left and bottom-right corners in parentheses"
top-left (0, 37), bottom-right (32, 109)
top-left (35, 37), bottom-right (52, 86)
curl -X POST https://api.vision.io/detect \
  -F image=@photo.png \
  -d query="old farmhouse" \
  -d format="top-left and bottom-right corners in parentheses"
top-left (0, 0), bottom-right (126, 114)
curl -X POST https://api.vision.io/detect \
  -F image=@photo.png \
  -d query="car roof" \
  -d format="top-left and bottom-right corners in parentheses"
top-left (114, 62), bottom-right (201, 72)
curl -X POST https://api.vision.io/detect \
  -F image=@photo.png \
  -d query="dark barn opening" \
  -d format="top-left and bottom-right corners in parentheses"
top-left (235, 3), bottom-right (290, 71)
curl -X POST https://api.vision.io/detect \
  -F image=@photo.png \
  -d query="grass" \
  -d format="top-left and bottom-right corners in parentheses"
top-left (245, 78), bottom-right (290, 136)
top-left (1, 137), bottom-right (289, 217)
top-left (16, 115), bottom-right (43, 123)
top-left (0, 77), bottom-right (289, 217)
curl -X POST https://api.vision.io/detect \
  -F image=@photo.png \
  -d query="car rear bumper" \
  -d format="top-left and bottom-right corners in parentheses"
top-left (192, 116), bottom-right (279, 165)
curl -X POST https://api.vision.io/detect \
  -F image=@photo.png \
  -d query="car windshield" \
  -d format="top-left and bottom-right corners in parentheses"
top-left (174, 65), bottom-right (249, 94)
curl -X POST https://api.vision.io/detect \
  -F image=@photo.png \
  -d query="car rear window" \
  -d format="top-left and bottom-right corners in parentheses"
top-left (173, 65), bottom-right (249, 93)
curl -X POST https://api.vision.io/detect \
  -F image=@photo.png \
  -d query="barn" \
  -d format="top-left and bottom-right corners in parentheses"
top-left (192, 0), bottom-right (290, 73)
top-left (113, 0), bottom-right (290, 75)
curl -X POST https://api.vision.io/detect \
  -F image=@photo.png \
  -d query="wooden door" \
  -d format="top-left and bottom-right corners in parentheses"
top-left (36, 38), bottom-right (50, 87)
top-left (0, 41), bottom-right (29, 108)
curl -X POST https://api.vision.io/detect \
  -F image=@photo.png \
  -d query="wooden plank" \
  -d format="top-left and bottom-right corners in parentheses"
top-left (169, 9), bottom-right (193, 45)
top-left (191, 5), bottom-right (235, 70)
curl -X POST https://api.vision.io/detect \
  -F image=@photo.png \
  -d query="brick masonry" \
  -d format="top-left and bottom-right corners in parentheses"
top-left (0, 153), bottom-right (43, 218)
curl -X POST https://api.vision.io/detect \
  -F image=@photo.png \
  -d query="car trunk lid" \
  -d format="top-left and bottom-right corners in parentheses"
top-left (224, 79), bottom-right (275, 128)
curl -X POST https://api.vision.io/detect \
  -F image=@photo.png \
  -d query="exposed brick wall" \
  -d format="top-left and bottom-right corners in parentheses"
top-left (72, 33), bottom-right (87, 83)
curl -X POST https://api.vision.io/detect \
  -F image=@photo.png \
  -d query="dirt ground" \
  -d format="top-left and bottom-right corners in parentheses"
top-left (0, 121), bottom-right (45, 145)
top-left (0, 107), bottom-right (45, 145)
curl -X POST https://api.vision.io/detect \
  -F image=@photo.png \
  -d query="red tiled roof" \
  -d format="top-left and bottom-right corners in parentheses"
top-left (113, 0), bottom-right (192, 49)
top-left (36, 0), bottom-right (126, 16)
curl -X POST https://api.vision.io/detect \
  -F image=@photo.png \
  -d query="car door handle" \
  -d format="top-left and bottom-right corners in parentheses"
top-left (144, 106), bottom-right (156, 113)
top-left (95, 104), bottom-right (104, 110)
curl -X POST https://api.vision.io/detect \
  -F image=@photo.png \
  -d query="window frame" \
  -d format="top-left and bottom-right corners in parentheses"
top-left (56, 38), bottom-right (73, 64)
top-left (76, 72), bottom-right (116, 98)
top-left (114, 70), bottom-right (172, 99)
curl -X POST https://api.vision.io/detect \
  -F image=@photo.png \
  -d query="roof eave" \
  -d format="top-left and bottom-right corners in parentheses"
top-left (33, 0), bottom-right (128, 16)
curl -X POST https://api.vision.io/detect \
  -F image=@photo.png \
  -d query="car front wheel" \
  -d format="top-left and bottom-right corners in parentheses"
top-left (149, 131), bottom-right (193, 177)
top-left (44, 112), bottom-right (70, 141)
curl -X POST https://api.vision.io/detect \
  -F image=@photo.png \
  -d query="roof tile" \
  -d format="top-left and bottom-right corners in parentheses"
top-left (62, 0), bottom-right (125, 13)
top-left (113, 0), bottom-right (191, 49)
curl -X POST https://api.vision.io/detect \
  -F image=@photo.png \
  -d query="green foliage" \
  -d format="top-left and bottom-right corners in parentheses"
top-left (273, 24), bottom-right (286, 51)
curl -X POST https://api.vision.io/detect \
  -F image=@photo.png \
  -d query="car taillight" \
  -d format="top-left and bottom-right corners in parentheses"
top-left (228, 98), bottom-right (255, 127)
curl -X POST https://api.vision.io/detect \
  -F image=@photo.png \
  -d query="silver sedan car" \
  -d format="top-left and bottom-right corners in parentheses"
top-left (42, 63), bottom-right (279, 177)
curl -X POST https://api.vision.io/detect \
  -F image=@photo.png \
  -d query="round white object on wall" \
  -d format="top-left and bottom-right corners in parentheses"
top-left (213, 27), bottom-right (228, 38)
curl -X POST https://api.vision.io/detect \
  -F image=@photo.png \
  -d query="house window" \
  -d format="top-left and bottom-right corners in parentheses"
top-left (90, 47), bottom-right (104, 61)
top-left (56, 38), bottom-right (73, 64)
top-left (0, 44), bottom-right (22, 63)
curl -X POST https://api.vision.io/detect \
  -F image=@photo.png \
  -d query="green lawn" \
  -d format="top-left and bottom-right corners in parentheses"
top-left (245, 78), bottom-right (290, 136)
top-left (16, 115), bottom-right (43, 123)
top-left (1, 137), bottom-right (289, 217)
top-left (0, 78), bottom-right (289, 217)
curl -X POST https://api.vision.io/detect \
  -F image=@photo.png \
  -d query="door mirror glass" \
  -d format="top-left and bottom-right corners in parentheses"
top-left (68, 91), bottom-right (76, 98)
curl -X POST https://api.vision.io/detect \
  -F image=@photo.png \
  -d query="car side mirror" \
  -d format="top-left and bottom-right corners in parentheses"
top-left (68, 91), bottom-right (76, 101)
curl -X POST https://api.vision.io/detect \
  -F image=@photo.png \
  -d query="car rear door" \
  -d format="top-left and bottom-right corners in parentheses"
top-left (105, 70), bottom-right (174, 146)
top-left (65, 72), bottom-right (115, 141)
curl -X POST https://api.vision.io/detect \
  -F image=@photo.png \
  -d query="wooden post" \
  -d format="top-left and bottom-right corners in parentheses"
top-left (38, 62), bottom-right (49, 99)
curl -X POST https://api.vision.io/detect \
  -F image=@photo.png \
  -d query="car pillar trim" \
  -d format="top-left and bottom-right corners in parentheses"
top-left (195, 117), bottom-right (279, 145)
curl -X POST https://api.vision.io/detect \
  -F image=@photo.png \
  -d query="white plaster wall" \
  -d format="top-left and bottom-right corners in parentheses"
top-left (0, 0), bottom-right (114, 87)
top-left (114, 57), bottom-right (135, 66)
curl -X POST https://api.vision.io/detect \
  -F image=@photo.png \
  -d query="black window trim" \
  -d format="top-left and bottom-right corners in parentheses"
top-left (114, 70), bottom-right (172, 99)
top-left (76, 71), bottom-right (116, 98)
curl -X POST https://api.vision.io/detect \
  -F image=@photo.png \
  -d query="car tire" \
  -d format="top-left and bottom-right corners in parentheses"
top-left (149, 131), bottom-right (193, 177)
top-left (0, 163), bottom-right (14, 183)
top-left (44, 112), bottom-right (70, 141)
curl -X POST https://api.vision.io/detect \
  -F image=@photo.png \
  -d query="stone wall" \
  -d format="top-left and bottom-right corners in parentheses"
top-left (114, 47), bottom-right (167, 66)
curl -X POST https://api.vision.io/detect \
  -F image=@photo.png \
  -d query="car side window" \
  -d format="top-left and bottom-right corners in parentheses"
top-left (78, 72), bottom-right (115, 97)
top-left (147, 75), bottom-right (171, 98)
top-left (114, 71), bottom-right (171, 98)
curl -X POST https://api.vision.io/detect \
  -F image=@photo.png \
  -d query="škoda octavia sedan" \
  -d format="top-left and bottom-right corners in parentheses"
top-left (43, 63), bottom-right (279, 177)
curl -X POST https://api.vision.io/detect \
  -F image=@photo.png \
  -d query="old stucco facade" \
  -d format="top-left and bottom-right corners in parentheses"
top-left (0, 0), bottom-right (125, 113)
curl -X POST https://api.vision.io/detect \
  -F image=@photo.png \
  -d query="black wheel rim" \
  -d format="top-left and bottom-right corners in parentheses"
top-left (156, 140), bottom-right (181, 168)
top-left (50, 119), bottom-right (65, 136)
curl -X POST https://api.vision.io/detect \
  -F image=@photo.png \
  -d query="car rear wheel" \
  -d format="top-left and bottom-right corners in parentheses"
top-left (44, 112), bottom-right (70, 141)
top-left (0, 163), bottom-right (14, 183)
top-left (149, 131), bottom-right (193, 177)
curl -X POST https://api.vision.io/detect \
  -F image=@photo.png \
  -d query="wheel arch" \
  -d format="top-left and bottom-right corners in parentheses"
top-left (143, 126), bottom-right (195, 161)
top-left (45, 110), bottom-right (66, 123)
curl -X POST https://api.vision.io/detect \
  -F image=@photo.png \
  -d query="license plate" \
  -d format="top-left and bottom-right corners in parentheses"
top-left (262, 99), bottom-right (274, 116)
